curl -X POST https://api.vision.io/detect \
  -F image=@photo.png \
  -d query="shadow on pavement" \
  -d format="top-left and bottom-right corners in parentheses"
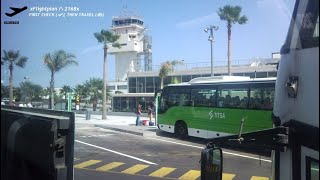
top-left (155, 131), bottom-right (208, 146)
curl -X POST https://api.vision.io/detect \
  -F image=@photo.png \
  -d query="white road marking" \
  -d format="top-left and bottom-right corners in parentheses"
top-left (146, 137), bottom-right (272, 163)
top-left (75, 140), bottom-right (157, 165)
top-left (79, 134), bottom-right (113, 138)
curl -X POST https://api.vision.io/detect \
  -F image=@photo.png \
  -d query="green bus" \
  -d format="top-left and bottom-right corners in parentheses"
top-left (157, 76), bottom-right (276, 139)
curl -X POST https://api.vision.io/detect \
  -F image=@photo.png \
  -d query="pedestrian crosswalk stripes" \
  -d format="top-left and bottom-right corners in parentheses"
top-left (178, 170), bottom-right (200, 179)
top-left (223, 173), bottom-right (236, 180)
top-left (74, 159), bottom-right (270, 180)
top-left (149, 167), bottom-right (176, 178)
top-left (74, 160), bottom-right (102, 168)
top-left (121, 164), bottom-right (150, 174)
top-left (250, 176), bottom-right (270, 180)
top-left (96, 162), bottom-right (125, 171)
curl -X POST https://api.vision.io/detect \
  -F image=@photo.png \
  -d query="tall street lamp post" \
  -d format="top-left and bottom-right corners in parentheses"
top-left (204, 25), bottom-right (218, 76)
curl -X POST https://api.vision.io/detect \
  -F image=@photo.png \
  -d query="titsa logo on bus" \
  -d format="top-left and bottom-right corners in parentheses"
top-left (209, 110), bottom-right (225, 120)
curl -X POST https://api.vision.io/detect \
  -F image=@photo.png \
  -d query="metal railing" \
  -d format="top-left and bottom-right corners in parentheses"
top-left (130, 58), bottom-right (279, 72)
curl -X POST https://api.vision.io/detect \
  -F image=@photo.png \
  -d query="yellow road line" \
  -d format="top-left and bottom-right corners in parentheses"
top-left (251, 176), bottom-right (269, 180)
top-left (121, 164), bottom-right (150, 174)
top-left (149, 167), bottom-right (176, 178)
top-left (178, 170), bottom-right (200, 180)
top-left (74, 160), bottom-right (102, 168)
top-left (96, 162), bottom-right (125, 171)
top-left (222, 173), bottom-right (236, 180)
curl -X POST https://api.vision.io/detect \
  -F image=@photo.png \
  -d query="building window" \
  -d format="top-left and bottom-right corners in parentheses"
top-left (182, 75), bottom-right (191, 82)
top-left (120, 97), bottom-right (129, 112)
top-left (113, 97), bottom-right (121, 112)
top-left (256, 72), bottom-right (268, 78)
top-left (137, 77), bottom-right (146, 93)
top-left (129, 78), bottom-right (137, 93)
top-left (154, 77), bottom-right (161, 91)
top-left (267, 72), bottom-right (277, 77)
top-left (234, 73), bottom-right (244, 76)
top-left (146, 77), bottom-right (154, 93)
top-left (201, 74), bottom-right (211, 77)
top-left (244, 73), bottom-right (255, 78)
top-left (191, 75), bottom-right (201, 79)
top-left (107, 86), bottom-right (115, 90)
top-left (117, 85), bottom-right (128, 90)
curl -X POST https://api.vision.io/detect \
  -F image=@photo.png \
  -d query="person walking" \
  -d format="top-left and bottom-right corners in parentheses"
top-left (136, 104), bottom-right (142, 126)
top-left (147, 105), bottom-right (153, 122)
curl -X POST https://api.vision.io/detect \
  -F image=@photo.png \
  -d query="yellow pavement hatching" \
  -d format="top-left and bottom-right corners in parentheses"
top-left (74, 159), bottom-right (270, 179)
top-left (222, 173), bottom-right (236, 180)
top-left (149, 167), bottom-right (176, 178)
top-left (251, 176), bottom-right (269, 180)
top-left (178, 170), bottom-right (200, 179)
top-left (74, 160), bottom-right (102, 168)
top-left (96, 162), bottom-right (125, 171)
top-left (121, 164), bottom-right (150, 174)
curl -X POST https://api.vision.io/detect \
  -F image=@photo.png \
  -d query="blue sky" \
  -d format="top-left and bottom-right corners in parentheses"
top-left (1, 0), bottom-right (295, 88)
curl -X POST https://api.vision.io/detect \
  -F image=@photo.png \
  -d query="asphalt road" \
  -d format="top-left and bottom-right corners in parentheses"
top-left (74, 125), bottom-right (272, 180)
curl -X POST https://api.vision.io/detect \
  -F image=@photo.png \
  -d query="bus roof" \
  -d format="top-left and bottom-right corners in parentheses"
top-left (166, 76), bottom-right (276, 87)
top-left (189, 76), bottom-right (251, 84)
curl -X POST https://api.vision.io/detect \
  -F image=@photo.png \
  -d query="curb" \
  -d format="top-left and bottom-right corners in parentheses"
top-left (94, 124), bottom-right (144, 136)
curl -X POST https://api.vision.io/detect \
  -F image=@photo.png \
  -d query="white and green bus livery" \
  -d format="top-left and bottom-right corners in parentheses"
top-left (157, 76), bottom-right (276, 139)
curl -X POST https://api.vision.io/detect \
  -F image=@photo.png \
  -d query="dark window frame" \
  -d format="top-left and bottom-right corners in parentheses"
top-left (306, 157), bottom-right (319, 180)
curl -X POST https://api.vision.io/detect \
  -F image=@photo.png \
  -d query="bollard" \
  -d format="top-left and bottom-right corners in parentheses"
top-left (86, 111), bottom-right (91, 120)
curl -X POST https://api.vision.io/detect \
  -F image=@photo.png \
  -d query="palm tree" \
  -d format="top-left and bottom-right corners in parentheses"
top-left (159, 60), bottom-right (184, 89)
top-left (218, 5), bottom-right (248, 75)
top-left (1, 84), bottom-right (9, 99)
top-left (81, 78), bottom-right (112, 111)
top-left (61, 85), bottom-right (72, 100)
top-left (43, 50), bottom-right (78, 109)
top-left (74, 84), bottom-right (86, 99)
top-left (94, 29), bottom-right (121, 119)
top-left (1, 50), bottom-right (28, 105)
top-left (19, 81), bottom-right (42, 103)
top-left (83, 78), bottom-right (103, 111)
top-left (40, 87), bottom-right (50, 100)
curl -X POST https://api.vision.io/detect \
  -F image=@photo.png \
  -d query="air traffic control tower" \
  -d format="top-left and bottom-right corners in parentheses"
top-left (108, 15), bottom-right (152, 81)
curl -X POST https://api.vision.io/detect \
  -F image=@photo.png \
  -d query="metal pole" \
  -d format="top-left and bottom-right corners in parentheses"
top-left (210, 28), bottom-right (214, 77)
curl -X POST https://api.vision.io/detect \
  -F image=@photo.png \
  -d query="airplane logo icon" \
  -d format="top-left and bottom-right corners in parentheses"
top-left (5, 6), bottom-right (28, 17)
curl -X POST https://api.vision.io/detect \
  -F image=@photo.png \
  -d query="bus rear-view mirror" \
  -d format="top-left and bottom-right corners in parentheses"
top-left (200, 143), bottom-right (223, 180)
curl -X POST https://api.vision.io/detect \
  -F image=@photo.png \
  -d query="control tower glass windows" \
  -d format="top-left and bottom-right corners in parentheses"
top-left (112, 18), bottom-right (144, 27)
top-left (137, 77), bottom-right (145, 93)
top-left (129, 78), bottom-right (137, 93)
top-left (129, 35), bottom-right (136, 39)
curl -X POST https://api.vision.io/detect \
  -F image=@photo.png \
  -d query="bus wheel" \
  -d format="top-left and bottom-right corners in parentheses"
top-left (175, 122), bottom-right (188, 139)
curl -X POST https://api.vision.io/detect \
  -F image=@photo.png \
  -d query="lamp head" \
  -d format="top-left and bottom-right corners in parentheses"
top-left (204, 28), bottom-right (208, 33)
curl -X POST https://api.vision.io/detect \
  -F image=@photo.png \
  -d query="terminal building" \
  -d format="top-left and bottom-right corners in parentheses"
top-left (107, 12), bottom-right (280, 113)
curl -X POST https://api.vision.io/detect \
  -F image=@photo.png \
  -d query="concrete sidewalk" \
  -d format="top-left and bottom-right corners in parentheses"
top-left (75, 113), bottom-right (159, 137)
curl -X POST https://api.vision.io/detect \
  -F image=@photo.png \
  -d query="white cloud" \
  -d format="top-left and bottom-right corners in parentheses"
top-left (176, 12), bottom-right (219, 29)
top-left (80, 45), bottom-right (102, 55)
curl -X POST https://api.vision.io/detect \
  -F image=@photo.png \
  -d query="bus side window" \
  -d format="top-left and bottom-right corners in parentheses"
top-left (191, 89), bottom-right (216, 107)
top-left (306, 157), bottom-right (319, 180)
top-left (218, 89), bottom-right (248, 109)
top-left (249, 86), bottom-right (275, 110)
